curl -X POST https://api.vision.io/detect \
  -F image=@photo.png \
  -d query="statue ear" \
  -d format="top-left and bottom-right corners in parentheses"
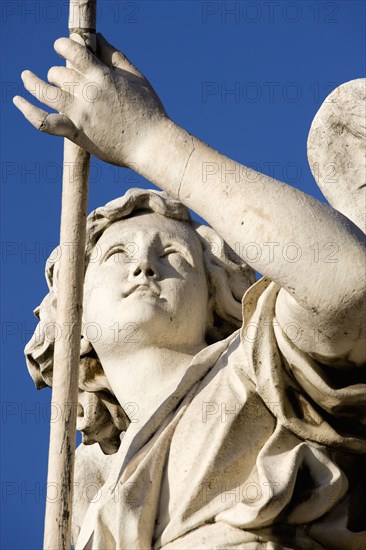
top-left (80, 335), bottom-right (93, 356)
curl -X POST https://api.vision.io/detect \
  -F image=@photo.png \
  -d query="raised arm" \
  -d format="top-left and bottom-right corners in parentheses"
top-left (14, 35), bottom-right (366, 363)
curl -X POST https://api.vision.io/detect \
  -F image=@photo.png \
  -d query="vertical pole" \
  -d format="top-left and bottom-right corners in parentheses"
top-left (43, 2), bottom-right (96, 549)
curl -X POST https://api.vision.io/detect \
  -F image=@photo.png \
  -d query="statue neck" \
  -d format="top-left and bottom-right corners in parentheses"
top-left (101, 344), bottom-right (206, 423)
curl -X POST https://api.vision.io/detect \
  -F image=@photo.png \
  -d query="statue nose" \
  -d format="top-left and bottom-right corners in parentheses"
top-left (133, 259), bottom-right (157, 278)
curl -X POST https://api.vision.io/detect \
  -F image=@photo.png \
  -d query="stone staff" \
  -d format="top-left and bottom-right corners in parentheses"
top-left (43, 1), bottom-right (96, 548)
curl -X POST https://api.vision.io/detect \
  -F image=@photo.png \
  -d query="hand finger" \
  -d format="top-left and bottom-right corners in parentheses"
top-left (54, 37), bottom-right (100, 74)
top-left (13, 96), bottom-right (79, 140)
top-left (47, 66), bottom-right (84, 91)
top-left (96, 33), bottom-right (143, 78)
top-left (21, 70), bottom-right (70, 113)
top-left (39, 113), bottom-right (79, 139)
top-left (13, 95), bottom-right (49, 130)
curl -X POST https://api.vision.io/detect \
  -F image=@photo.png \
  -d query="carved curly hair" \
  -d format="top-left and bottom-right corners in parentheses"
top-left (25, 188), bottom-right (255, 454)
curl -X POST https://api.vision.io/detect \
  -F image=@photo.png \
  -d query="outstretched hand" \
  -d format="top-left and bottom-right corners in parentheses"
top-left (13, 34), bottom-right (168, 168)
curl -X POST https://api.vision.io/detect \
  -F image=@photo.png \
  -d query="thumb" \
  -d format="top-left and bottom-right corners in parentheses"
top-left (96, 32), bottom-right (143, 77)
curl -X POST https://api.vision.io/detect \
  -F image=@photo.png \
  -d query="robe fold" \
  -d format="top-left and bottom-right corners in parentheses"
top-left (73, 278), bottom-right (366, 550)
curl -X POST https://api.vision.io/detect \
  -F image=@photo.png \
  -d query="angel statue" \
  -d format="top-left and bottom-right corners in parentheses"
top-left (14, 34), bottom-right (365, 549)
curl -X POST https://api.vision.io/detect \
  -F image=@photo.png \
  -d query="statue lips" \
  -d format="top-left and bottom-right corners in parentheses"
top-left (123, 282), bottom-right (161, 299)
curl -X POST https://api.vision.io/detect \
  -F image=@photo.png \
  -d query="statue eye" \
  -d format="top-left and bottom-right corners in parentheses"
top-left (103, 247), bottom-right (126, 262)
top-left (160, 247), bottom-right (179, 258)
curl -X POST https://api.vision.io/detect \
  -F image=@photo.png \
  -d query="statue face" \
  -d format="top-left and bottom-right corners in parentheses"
top-left (83, 212), bottom-right (209, 359)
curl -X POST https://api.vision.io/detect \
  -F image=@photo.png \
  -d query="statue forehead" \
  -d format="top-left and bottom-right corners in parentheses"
top-left (98, 211), bottom-right (202, 250)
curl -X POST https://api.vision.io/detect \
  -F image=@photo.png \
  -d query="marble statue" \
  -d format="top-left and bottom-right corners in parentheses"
top-left (15, 35), bottom-right (365, 549)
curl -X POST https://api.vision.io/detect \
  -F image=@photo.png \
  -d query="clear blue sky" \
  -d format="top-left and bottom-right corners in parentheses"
top-left (1, 1), bottom-right (365, 548)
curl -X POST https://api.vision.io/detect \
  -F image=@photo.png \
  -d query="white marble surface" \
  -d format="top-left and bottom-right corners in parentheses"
top-left (18, 35), bottom-right (366, 549)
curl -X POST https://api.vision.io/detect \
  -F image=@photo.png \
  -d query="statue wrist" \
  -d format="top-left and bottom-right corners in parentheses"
top-left (132, 118), bottom-right (196, 199)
